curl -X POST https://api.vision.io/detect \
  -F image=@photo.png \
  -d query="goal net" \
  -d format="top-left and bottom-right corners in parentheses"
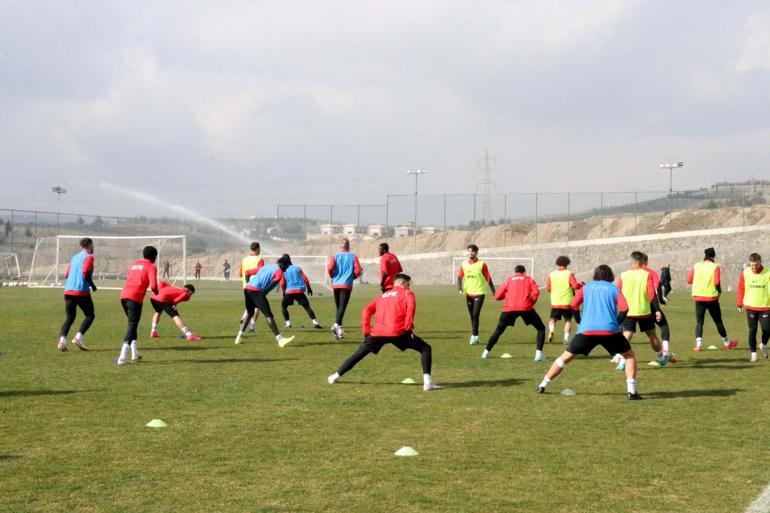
top-left (451, 256), bottom-right (535, 285)
top-left (28, 235), bottom-right (186, 290)
top-left (0, 253), bottom-right (21, 279)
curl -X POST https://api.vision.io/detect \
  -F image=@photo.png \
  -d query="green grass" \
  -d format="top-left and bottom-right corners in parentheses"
top-left (1, 283), bottom-right (768, 513)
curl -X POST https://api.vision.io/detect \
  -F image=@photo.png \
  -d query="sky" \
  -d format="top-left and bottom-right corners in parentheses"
top-left (1, 0), bottom-right (770, 221)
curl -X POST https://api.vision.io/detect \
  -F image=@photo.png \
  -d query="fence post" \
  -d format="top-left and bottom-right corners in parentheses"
top-left (600, 191), bottom-right (604, 239)
top-left (566, 193), bottom-right (570, 242)
top-left (534, 193), bottom-right (539, 245)
top-left (471, 192), bottom-right (476, 244)
top-left (10, 209), bottom-right (14, 253)
top-left (503, 193), bottom-right (508, 247)
top-left (742, 190), bottom-right (746, 229)
top-left (303, 205), bottom-right (307, 242)
top-left (329, 205), bottom-right (333, 257)
top-left (385, 194), bottom-right (390, 244)
top-left (634, 192), bottom-right (638, 235)
top-left (442, 194), bottom-right (447, 252)
top-left (357, 205), bottom-right (361, 255)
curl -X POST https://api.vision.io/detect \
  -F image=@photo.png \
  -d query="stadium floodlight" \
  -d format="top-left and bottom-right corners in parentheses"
top-left (658, 162), bottom-right (684, 196)
top-left (51, 186), bottom-right (67, 234)
top-left (406, 169), bottom-right (428, 253)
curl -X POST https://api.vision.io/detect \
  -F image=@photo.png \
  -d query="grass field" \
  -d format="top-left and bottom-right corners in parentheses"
top-left (1, 282), bottom-right (768, 513)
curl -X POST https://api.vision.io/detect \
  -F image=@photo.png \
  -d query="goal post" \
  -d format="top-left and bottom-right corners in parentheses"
top-left (28, 235), bottom-right (186, 289)
top-left (0, 253), bottom-right (21, 279)
top-left (451, 256), bottom-right (535, 285)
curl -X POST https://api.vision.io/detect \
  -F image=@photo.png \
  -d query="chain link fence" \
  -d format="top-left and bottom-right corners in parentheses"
top-left (277, 183), bottom-right (770, 254)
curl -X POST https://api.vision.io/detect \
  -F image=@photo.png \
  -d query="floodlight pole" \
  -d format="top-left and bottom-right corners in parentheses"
top-left (51, 186), bottom-right (67, 235)
top-left (406, 169), bottom-right (427, 254)
top-left (659, 161), bottom-right (684, 230)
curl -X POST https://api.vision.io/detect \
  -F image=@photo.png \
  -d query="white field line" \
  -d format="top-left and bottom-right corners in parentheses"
top-left (746, 482), bottom-right (770, 513)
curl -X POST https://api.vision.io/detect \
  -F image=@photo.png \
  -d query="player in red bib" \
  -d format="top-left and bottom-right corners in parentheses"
top-left (481, 265), bottom-right (547, 361)
top-left (327, 274), bottom-right (440, 391)
top-left (378, 242), bottom-right (403, 292)
top-left (149, 282), bottom-right (201, 341)
top-left (116, 246), bottom-right (159, 365)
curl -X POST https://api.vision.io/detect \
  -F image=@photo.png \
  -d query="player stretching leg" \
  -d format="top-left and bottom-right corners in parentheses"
top-left (149, 282), bottom-right (201, 341)
top-left (546, 256), bottom-right (581, 345)
top-left (58, 237), bottom-right (97, 352)
top-left (537, 264), bottom-right (641, 400)
top-left (617, 251), bottom-right (667, 368)
top-left (235, 256), bottom-right (295, 347)
top-left (482, 265), bottom-right (546, 361)
top-left (279, 254), bottom-right (322, 329)
top-left (328, 274), bottom-right (440, 391)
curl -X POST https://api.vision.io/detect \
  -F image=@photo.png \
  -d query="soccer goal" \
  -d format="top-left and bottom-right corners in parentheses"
top-left (27, 235), bottom-right (186, 290)
top-left (0, 253), bottom-right (21, 279)
top-left (451, 256), bottom-right (535, 285)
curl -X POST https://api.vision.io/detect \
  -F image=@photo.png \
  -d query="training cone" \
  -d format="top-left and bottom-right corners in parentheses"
top-left (394, 446), bottom-right (419, 457)
top-left (560, 389), bottom-right (576, 396)
top-left (707, 345), bottom-right (718, 350)
top-left (146, 419), bottom-right (168, 428)
top-left (500, 353), bottom-right (513, 359)
top-left (400, 378), bottom-right (416, 385)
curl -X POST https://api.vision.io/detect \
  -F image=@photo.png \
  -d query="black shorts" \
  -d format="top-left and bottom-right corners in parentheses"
top-left (499, 310), bottom-right (545, 329)
top-left (568, 332), bottom-right (631, 356)
top-left (550, 308), bottom-right (573, 321)
top-left (361, 332), bottom-right (423, 355)
top-left (283, 292), bottom-right (310, 307)
top-left (150, 299), bottom-right (178, 318)
top-left (245, 289), bottom-right (274, 318)
top-left (622, 316), bottom-right (656, 333)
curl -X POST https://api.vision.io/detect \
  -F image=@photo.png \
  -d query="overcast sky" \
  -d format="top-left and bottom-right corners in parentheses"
top-left (2, 0), bottom-right (770, 220)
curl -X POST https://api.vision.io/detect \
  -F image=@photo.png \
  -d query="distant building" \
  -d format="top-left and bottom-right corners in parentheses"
top-left (421, 226), bottom-right (437, 235)
top-left (320, 224), bottom-right (343, 236)
top-left (367, 224), bottom-right (387, 238)
top-left (395, 224), bottom-right (415, 237)
top-left (342, 224), bottom-right (358, 236)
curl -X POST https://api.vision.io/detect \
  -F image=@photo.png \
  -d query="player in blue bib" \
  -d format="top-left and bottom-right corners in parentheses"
top-left (57, 238), bottom-right (97, 352)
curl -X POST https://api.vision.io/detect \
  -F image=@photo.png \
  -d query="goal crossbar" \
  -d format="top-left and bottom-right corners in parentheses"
top-left (0, 253), bottom-right (21, 279)
top-left (28, 235), bottom-right (187, 289)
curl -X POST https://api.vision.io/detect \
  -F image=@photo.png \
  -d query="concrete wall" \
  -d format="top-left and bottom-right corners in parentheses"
top-left (360, 224), bottom-right (770, 290)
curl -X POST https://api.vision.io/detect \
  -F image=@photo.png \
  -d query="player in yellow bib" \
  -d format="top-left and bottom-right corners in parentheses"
top-left (737, 253), bottom-right (770, 362)
top-left (546, 256), bottom-right (582, 345)
top-left (237, 242), bottom-right (264, 340)
top-left (687, 247), bottom-right (736, 351)
top-left (617, 251), bottom-right (670, 367)
top-left (457, 244), bottom-right (495, 345)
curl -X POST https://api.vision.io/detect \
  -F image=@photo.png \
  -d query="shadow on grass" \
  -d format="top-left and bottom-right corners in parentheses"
top-left (181, 357), bottom-right (299, 364)
top-left (0, 454), bottom-right (21, 461)
top-left (0, 389), bottom-right (79, 398)
top-left (445, 378), bottom-right (524, 388)
top-left (583, 388), bottom-right (744, 399)
top-left (339, 378), bottom-right (523, 388)
top-left (140, 345), bottom-right (219, 351)
top-left (682, 359), bottom-right (755, 370)
top-left (300, 340), bottom-right (361, 347)
top-left (644, 388), bottom-right (744, 399)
